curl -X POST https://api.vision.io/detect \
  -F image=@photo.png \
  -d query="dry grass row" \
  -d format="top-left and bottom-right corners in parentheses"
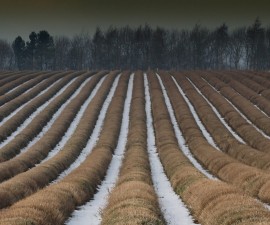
top-left (234, 70), bottom-right (270, 102)
top-left (171, 72), bottom-right (270, 171)
top-left (235, 71), bottom-right (270, 99)
top-left (0, 71), bottom-right (57, 107)
top-left (0, 71), bottom-right (99, 163)
top-left (169, 72), bottom-right (270, 204)
top-left (253, 71), bottom-right (270, 80)
top-left (0, 71), bottom-right (112, 185)
top-left (0, 71), bottom-right (34, 87)
top-left (0, 71), bottom-right (119, 209)
top-left (0, 71), bottom-right (84, 143)
top-left (0, 71), bottom-right (46, 96)
top-left (215, 71), bottom-right (270, 117)
top-left (101, 71), bottom-right (165, 225)
top-left (243, 71), bottom-right (270, 89)
top-left (199, 72), bottom-right (270, 153)
top-left (0, 71), bottom-right (130, 225)
top-left (201, 72), bottom-right (270, 137)
top-left (0, 72), bottom-right (15, 79)
top-left (0, 71), bottom-right (73, 122)
top-left (147, 71), bottom-right (270, 225)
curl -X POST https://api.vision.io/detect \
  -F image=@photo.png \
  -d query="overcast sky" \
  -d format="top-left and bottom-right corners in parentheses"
top-left (1, 0), bottom-right (270, 41)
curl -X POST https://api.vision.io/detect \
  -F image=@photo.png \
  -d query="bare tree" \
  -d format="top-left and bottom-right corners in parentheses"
top-left (0, 40), bottom-right (13, 70)
top-left (229, 27), bottom-right (246, 69)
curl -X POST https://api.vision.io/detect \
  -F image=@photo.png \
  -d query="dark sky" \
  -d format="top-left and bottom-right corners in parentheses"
top-left (1, 0), bottom-right (270, 41)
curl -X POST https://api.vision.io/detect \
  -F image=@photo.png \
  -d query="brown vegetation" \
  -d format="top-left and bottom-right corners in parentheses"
top-left (0, 71), bottom-right (96, 162)
top-left (0, 71), bottom-right (129, 224)
top-left (146, 71), bottom-right (270, 224)
top-left (101, 71), bottom-right (165, 225)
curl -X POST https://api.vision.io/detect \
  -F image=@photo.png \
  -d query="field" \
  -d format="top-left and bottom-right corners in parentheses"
top-left (1, 70), bottom-right (270, 225)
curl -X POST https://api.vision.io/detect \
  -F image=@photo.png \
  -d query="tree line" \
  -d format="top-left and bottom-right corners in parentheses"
top-left (1, 18), bottom-right (270, 71)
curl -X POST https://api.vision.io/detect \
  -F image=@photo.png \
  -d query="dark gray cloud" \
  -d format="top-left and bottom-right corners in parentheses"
top-left (0, 0), bottom-right (269, 41)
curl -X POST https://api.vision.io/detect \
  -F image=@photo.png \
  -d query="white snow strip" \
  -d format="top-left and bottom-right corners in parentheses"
top-left (0, 78), bottom-right (63, 126)
top-left (171, 76), bottom-right (220, 149)
top-left (65, 73), bottom-right (133, 225)
top-left (18, 76), bottom-right (93, 155)
top-left (55, 73), bottom-right (122, 180)
top-left (5, 79), bottom-right (43, 97)
top-left (224, 82), bottom-right (270, 119)
top-left (144, 73), bottom-right (199, 225)
top-left (0, 78), bottom-right (75, 148)
top-left (0, 85), bottom-right (36, 110)
top-left (186, 78), bottom-right (245, 144)
top-left (202, 78), bottom-right (270, 141)
top-left (6, 82), bottom-right (26, 94)
top-left (157, 74), bottom-right (216, 180)
top-left (40, 75), bottom-right (109, 164)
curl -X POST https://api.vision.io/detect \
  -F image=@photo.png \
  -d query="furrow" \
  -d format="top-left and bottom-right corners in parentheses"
top-left (0, 71), bottom-right (130, 225)
top-left (148, 73), bottom-right (270, 225)
top-left (66, 73), bottom-right (134, 225)
top-left (0, 71), bottom-right (109, 183)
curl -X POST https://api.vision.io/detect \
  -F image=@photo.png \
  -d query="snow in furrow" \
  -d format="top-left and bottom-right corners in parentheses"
top-left (202, 77), bottom-right (270, 141)
top-left (0, 78), bottom-right (63, 126)
top-left (4, 80), bottom-right (42, 99)
top-left (226, 84), bottom-right (270, 119)
top-left (144, 73), bottom-right (198, 225)
top-left (55, 73), bottom-right (122, 180)
top-left (6, 83), bottom-right (26, 94)
top-left (0, 78), bottom-right (74, 148)
top-left (18, 76), bottom-right (93, 155)
top-left (65, 74), bottom-right (133, 225)
top-left (158, 74), bottom-right (216, 180)
top-left (40, 75), bottom-right (109, 164)
top-left (171, 76), bottom-right (220, 149)
top-left (187, 78), bottom-right (245, 144)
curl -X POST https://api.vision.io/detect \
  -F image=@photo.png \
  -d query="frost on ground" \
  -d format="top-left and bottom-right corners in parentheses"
top-left (157, 74), bottom-right (216, 180)
top-left (0, 78), bottom-right (73, 148)
top-left (0, 78), bottom-right (63, 125)
top-left (144, 73), bottom-right (198, 225)
top-left (65, 73), bottom-right (134, 225)
top-left (171, 76), bottom-right (219, 149)
top-left (18, 76), bottom-right (93, 155)
top-left (187, 78), bottom-right (245, 144)
top-left (40, 75), bottom-right (107, 164)
top-left (56, 73), bottom-right (122, 181)
top-left (202, 77), bottom-right (270, 141)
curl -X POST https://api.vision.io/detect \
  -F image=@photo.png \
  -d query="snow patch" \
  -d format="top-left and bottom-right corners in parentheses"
top-left (55, 73), bottom-right (122, 180)
top-left (0, 78), bottom-right (62, 126)
top-left (202, 78), bottom-right (270, 141)
top-left (171, 76), bottom-right (220, 150)
top-left (18, 76), bottom-right (93, 155)
top-left (40, 75), bottom-right (108, 164)
top-left (144, 73), bottom-right (199, 225)
top-left (0, 78), bottom-right (74, 148)
top-left (187, 77), bottom-right (245, 144)
top-left (65, 73), bottom-right (133, 225)
top-left (158, 74), bottom-right (216, 180)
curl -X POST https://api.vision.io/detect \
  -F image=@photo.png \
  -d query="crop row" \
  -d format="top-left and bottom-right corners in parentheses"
top-left (0, 71), bottom-right (129, 224)
top-left (214, 71), bottom-right (270, 117)
top-left (181, 72), bottom-right (270, 169)
top-left (100, 71), bottom-right (165, 225)
top-left (147, 71), bottom-right (270, 224)
top-left (0, 71), bottom-right (118, 209)
top-left (198, 72), bottom-right (270, 153)
top-left (0, 71), bottom-right (96, 162)
top-left (1, 71), bottom-right (270, 225)
top-left (0, 71), bottom-right (56, 107)
top-left (201, 72), bottom-right (270, 140)
top-left (0, 71), bottom-right (73, 123)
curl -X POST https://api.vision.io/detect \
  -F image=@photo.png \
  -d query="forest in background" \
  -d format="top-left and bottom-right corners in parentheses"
top-left (0, 18), bottom-right (270, 71)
